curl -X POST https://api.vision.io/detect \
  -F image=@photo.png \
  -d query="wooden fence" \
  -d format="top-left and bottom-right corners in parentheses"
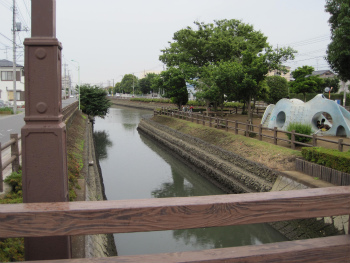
top-left (0, 102), bottom-right (79, 192)
top-left (0, 134), bottom-right (20, 192)
top-left (0, 186), bottom-right (349, 262)
top-left (156, 108), bottom-right (350, 152)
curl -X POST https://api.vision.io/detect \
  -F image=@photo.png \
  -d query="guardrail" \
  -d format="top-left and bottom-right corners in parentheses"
top-left (0, 134), bottom-right (20, 192)
top-left (0, 186), bottom-right (349, 262)
top-left (0, 102), bottom-right (79, 192)
top-left (156, 108), bottom-right (350, 152)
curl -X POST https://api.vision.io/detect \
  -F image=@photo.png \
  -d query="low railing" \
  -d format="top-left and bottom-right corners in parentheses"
top-left (0, 102), bottom-right (79, 192)
top-left (0, 134), bottom-right (21, 192)
top-left (0, 186), bottom-right (349, 262)
top-left (156, 108), bottom-right (350, 152)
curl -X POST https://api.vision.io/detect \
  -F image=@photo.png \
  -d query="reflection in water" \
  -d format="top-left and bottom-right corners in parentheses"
top-left (94, 106), bottom-right (288, 256)
top-left (93, 130), bottom-right (113, 160)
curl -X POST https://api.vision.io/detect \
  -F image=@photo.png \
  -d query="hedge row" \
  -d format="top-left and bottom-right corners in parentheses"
top-left (301, 147), bottom-right (350, 173)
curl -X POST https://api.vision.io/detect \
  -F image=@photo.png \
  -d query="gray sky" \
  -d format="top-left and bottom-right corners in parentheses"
top-left (1, 0), bottom-right (331, 87)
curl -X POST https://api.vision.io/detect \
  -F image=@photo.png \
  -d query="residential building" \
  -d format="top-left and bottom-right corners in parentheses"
top-left (267, 66), bottom-right (291, 81)
top-left (0, 59), bottom-right (25, 106)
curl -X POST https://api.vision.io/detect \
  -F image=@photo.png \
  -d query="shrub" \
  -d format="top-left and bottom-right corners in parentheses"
top-left (302, 147), bottom-right (350, 173)
top-left (0, 107), bottom-right (13, 113)
top-left (286, 122), bottom-right (312, 143)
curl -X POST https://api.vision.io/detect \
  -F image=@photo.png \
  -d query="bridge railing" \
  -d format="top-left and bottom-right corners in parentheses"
top-left (0, 186), bottom-right (349, 262)
top-left (0, 102), bottom-right (79, 192)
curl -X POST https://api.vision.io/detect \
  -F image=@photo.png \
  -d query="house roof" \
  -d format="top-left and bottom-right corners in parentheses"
top-left (0, 59), bottom-right (23, 68)
top-left (312, 70), bottom-right (334, 76)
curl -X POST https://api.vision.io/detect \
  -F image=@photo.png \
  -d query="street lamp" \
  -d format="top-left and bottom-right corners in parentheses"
top-left (71, 59), bottom-right (80, 110)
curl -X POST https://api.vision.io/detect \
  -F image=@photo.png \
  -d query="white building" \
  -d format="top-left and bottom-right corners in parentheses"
top-left (0, 59), bottom-right (25, 106)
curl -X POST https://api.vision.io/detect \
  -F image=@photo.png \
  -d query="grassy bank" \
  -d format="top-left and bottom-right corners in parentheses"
top-left (151, 115), bottom-right (302, 171)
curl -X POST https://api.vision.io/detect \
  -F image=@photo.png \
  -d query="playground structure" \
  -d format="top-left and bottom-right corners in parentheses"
top-left (261, 94), bottom-right (350, 138)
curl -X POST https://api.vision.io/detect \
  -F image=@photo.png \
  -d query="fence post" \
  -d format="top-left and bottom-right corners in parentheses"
top-left (0, 142), bottom-right (2, 192)
top-left (273, 127), bottom-right (278, 145)
top-left (209, 116), bottom-right (212, 127)
top-left (216, 117), bottom-right (219, 129)
top-left (291, 130), bottom-right (296, 150)
top-left (258, 124), bottom-right (262, 141)
top-left (245, 120), bottom-right (249, 137)
top-left (202, 114), bottom-right (205, 126)
top-left (338, 139), bottom-right (344, 152)
top-left (312, 134), bottom-right (317, 147)
top-left (235, 121), bottom-right (238, 135)
top-left (226, 119), bottom-right (228, 132)
top-left (10, 134), bottom-right (20, 173)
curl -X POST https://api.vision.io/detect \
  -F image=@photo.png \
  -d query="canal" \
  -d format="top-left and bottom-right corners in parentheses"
top-left (93, 106), bottom-right (288, 256)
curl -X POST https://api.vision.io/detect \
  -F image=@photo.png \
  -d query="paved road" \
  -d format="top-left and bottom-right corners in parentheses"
top-left (0, 97), bottom-right (78, 144)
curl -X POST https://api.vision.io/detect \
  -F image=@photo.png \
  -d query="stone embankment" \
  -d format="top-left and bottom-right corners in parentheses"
top-left (138, 118), bottom-right (279, 194)
top-left (137, 117), bottom-right (349, 240)
top-left (72, 117), bottom-right (117, 258)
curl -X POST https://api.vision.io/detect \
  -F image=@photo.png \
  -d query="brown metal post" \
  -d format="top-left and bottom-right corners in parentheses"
top-left (22, 0), bottom-right (71, 260)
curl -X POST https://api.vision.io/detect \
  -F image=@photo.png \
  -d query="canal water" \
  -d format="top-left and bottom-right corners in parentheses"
top-left (93, 106), bottom-right (288, 256)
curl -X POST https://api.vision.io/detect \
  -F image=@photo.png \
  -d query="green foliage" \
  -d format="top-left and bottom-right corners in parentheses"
top-left (139, 73), bottom-right (158, 94)
top-left (301, 147), bottom-right (350, 173)
top-left (0, 107), bottom-right (13, 113)
top-left (286, 122), bottom-right (313, 143)
top-left (159, 19), bottom-right (296, 117)
top-left (325, 0), bottom-right (350, 81)
top-left (130, 98), bottom-right (172, 103)
top-left (120, 74), bottom-right (138, 94)
top-left (153, 67), bottom-right (188, 109)
top-left (79, 84), bottom-right (112, 118)
top-left (0, 238), bottom-right (24, 262)
top-left (265, 76), bottom-right (289, 104)
top-left (289, 66), bottom-right (324, 101)
top-left (319, 75), bottom-right (341, 93)
top-left (0, 170), bottom-right (24, 261)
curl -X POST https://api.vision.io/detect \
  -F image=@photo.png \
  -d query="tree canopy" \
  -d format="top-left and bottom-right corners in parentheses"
top-left (289, 66), bottom-right (324, 101)
top-left (159, 19), bottom-right (296, 118)
top-left (79, 84), bottom-right (112, 118)
top-left (326, 0), bottom-right (350, 81)
top-left (139, 73), bottom-right (158, 94)
top-left (153, 67), bottom-right (188, 109)
top-left (265, 76), bottom-right (289, 104)
top-left (120, 74), bottom-right (138, 94)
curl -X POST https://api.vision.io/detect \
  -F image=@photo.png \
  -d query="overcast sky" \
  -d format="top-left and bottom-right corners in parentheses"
top-left (1, 0), bottom-right (331, 87)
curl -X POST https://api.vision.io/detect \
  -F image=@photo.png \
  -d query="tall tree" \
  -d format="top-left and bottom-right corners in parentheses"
top-left (265, 76), bottom-right (289, 104)
top-left (139, 73), bottom-right (157, 95)
top-left (290, 66), bottom-right (324, 101)
top-left (159, 19), bottom-right (295, 119)
top-left (325, 0), bottom-right (350, 81)
top-left (120, 74), bottom-right (138, 94)
top-left (79, 84), bottom-right (112, 118)
top-left (153, 67), bottom-right (188, 109)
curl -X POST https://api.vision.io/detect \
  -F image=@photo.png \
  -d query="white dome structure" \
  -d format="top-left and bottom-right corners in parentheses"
top-left (261, 94), bottom-right (350, 137)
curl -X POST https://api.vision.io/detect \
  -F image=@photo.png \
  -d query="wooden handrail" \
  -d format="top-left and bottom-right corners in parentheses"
top-left (1, 186), bottom-right (349, 238)
top-left (18, 235), bottom-right (350, 263)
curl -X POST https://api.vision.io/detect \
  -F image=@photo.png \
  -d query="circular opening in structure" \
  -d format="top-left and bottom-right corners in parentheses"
top-left (312, 111), bottom-right (333, 130)
top-left (276, 111), bottom-right (286, 128)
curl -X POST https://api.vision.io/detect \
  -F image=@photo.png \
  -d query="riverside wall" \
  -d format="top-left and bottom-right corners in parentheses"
top-left (137, 117), bottom-right (348, 240)
top-left (75, 118), bottom-right (117, 258)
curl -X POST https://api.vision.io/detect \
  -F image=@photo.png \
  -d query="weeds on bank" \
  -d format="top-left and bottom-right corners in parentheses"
top-left (0, 169), bottom-right (24, 261)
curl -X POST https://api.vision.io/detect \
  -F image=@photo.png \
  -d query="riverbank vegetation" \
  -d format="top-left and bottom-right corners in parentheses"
top-left (152, 115), bottom-right (301, 171)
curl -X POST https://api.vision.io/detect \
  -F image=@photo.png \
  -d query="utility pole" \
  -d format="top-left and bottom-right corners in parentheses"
top-left (12, 0), bottom-right (17, 114)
